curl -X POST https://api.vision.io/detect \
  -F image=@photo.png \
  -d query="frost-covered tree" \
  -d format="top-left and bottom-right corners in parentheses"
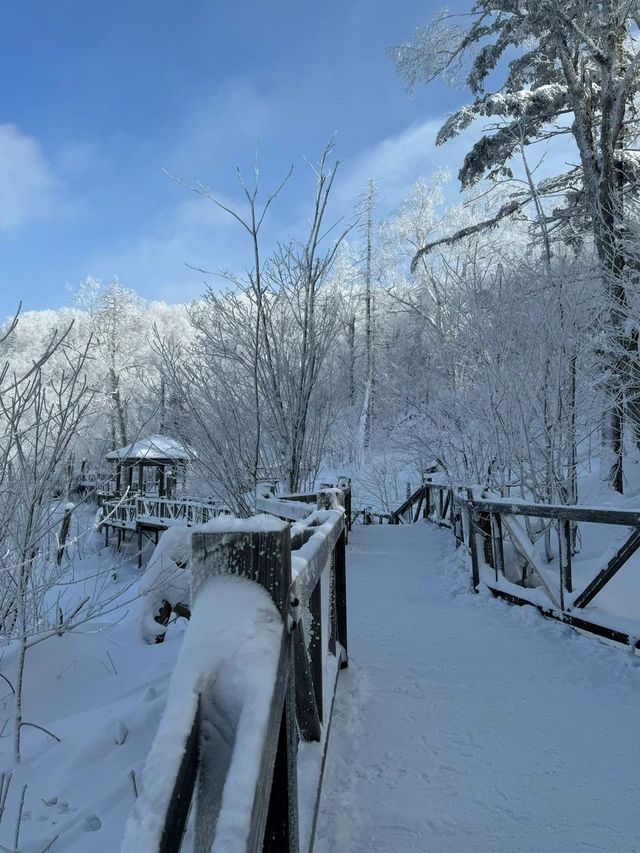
top-left (164, 144), bottom-right (349, 501)
top-left (74, 278), bottom-right (145, 450)
top-left (392, 1), bottom-right (640, 491)
top-left (0, 313), bottom-right (94, 763)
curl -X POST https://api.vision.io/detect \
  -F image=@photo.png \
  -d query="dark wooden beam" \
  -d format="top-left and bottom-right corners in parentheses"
top-left (293, 621), bottom-right (322, 742)
top-left (572, 528), bottom-right (640, 609)
top-left (466, 498), bottom-right (640, 527)
top-left (488, 585), bottom-right (640, 649)
top-left (158, 701), bottom-right (201, 853)
top-left (467, 488), bottom-right (480, 591)
top-left (309, 581), bottom-right (323, 723)
top-left (334, 529), bottom-right (348, 668)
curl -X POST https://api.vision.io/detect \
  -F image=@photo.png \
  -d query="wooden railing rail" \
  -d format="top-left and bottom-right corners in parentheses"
top-left (124, 487), bottom-right (349, 853)
top-left (408, 485), bottom-right (640, 652)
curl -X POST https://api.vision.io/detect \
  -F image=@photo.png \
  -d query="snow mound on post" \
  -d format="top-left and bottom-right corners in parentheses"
top-left (137, 515), bottom-right (288, 642)
top-left (138, 526), bottom-right (193, 642)
top-left (122, 573), bottom-right (283, 850)
top-left (194, 513), bottom-right (289, 535)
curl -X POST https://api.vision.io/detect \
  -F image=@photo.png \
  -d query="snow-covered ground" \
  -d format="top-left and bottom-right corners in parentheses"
top-left (316, 523), bottom-right (640, 853)
top-left (0, 522), bottom-right (186, 852)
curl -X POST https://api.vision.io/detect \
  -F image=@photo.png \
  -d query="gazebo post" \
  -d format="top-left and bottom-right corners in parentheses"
top-left (127, 464), bottom-right (133, 492)
top-left (138, 461), bottom-right (144, 494)
top-left (115, 464), bottom-right (121, 495)
top-left (158, 465), bottom-right (166, 498)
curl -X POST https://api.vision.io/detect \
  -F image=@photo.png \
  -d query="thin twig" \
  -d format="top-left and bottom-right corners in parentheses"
top-left (20, 722), bottom-right (61, 743)
top-left (0, 674), bottom-right (14, 695)
top-left (130, 769), bottom-right (138, 799)
top-left (13, 783), bottom-right (26, 852)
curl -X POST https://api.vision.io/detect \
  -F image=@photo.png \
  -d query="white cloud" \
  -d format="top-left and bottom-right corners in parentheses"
top-left (85, 190), bottom-right (254, 302)
top-left (86, 112), bottom-right (581, 306)
top-left (336, 118), bottom-right (471, 217)
top-left (337, 115), bottom-right (579, 218)
top-left (166, 78), bottom-right (278, 178)
top-left (0, 123), bottom-right (62, 230)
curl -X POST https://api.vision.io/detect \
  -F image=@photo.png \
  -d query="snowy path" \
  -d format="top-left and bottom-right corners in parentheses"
top-left (316, 523), bottom-right (640, 853)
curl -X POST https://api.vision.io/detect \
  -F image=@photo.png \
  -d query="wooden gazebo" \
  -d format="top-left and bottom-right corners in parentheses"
top-left (106, 434), bottom-right (189, 498)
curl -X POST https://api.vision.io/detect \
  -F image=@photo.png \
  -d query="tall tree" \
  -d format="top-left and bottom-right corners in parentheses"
top-left (75, 278), bottom-right (144, 449)
top-left (357, 180), bottom-right (377, 453)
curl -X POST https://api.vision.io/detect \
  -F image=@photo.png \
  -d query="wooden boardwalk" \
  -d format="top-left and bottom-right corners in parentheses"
top-left (315, 523), bottom-right (640, 853)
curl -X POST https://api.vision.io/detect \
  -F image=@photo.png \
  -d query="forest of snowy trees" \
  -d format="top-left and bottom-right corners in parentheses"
top-left (4, 2), bottom-right (640, 527)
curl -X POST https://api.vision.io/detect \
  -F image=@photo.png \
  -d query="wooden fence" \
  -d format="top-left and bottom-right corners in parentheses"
top-left (101, 495), bottom-right (225, 531)
top-left (394, 479), bottom-right (640, 652)
top-left (124, 487), bottom-right (349, 852)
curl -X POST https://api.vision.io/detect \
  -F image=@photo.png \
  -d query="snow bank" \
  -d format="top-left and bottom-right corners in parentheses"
top-left (122, 574), bottom-right (283, 851)
top-left (137, 515), bottom-right (288, 642)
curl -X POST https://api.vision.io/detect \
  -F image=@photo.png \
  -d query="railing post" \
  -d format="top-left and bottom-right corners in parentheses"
top-left (490, 513), bottom-right (505, 582)
top-left (453, 494), bottom-right (464, 547)
top-left (308, 581), bottom-right (323, 722)
top-left (334, 527), bottom-right (348, 668)
top-left (191, 523), bottom-right (299, 853)
top-left (478, 509), bottom-right (493, 568)
top-left (317, 490), bottom-right (348, 667)
top-left (338, 476), bottom-right (352, 533)
top-left (558, 518), bottom-right (573, 607)
top-left (466, 489), bottom-right (481, 592)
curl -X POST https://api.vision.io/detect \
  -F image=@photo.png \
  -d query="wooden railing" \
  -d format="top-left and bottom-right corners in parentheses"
top-left (101, 495), bottom-right (226, 530)
top-left (124, 487), bottom-right (349, 852)
top-left (402, 480), bottom-right (640, 651)
top-left (136, 495), bottom-right (224, 527)
top-left (389, 478), bottom-right (456, 528)
top-left (101, 496), bottom-right (138, 529)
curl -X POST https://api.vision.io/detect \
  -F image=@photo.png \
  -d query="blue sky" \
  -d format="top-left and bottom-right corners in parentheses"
top-left (1, 0), bottom-right (476, 318)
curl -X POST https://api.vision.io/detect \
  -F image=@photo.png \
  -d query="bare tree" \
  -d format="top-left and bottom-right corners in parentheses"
top-left (164, 143), bottom-right (349, 498)
top-left (0, 316), bottom-right (94, 763)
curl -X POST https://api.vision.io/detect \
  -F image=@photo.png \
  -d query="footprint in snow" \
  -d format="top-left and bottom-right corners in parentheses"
top-left (83, 815), bottom-right (102, 832)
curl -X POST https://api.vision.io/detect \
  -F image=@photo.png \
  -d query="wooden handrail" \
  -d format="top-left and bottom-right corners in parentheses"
top-left (409, 484), bottom-right (640, 651)
top-left (125, 488), bottom-right (349, 852)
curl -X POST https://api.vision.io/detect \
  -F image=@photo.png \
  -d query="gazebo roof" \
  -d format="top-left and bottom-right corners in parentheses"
top-left (105, 434), bottom-right (189, 463)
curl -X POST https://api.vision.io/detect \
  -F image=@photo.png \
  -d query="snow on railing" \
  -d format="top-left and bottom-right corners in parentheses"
top-left (124, 487), bottom-right (350, 852)
top-left (123, 523), bottom-right (286, 853)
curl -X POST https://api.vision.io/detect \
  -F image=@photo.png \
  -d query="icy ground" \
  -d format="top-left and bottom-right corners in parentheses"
top-left (316, 523), bottom-right (640, 853)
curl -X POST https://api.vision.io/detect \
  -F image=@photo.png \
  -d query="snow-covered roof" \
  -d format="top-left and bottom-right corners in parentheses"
top-left (105, 434), bottom-right (190, 462)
